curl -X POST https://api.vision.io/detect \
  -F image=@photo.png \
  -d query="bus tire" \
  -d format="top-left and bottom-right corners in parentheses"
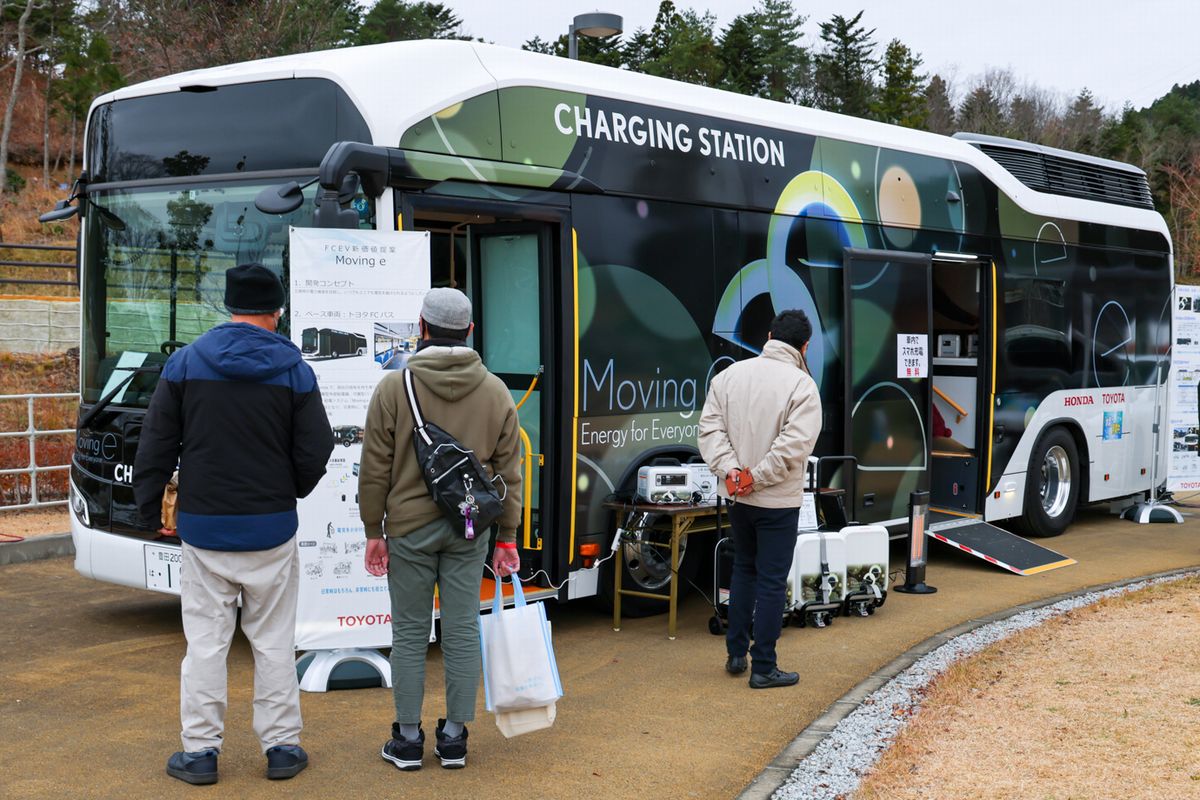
top-left (598, 510), bottom-right (701, 617)
top-left (1015, 427), bottom-right (1080, 538)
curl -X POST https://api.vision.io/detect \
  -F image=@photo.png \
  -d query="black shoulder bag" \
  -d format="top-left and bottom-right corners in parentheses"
top-left (403, 369), bottom-right (505, 539)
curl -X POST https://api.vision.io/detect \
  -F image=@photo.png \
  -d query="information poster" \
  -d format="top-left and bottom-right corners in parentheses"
top-left (289, 228), bottom-right (431, 650)
top-left (1168, 285), bottom-right (1200, 492)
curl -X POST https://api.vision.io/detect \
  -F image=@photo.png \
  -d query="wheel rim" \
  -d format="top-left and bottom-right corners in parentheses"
top-left (621, 512), bottom-right (686, 592)
top-left (1039, 444), bottom-right (1072, 518)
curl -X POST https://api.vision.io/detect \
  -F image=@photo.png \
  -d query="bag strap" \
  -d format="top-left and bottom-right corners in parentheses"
top-left (403, 369), bottom-right (433, 446)
top-left (491, 575), bottom-right (528, 614)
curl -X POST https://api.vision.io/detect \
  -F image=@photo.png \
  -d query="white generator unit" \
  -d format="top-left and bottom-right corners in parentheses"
top-left (789, 531), bottom-right (846, 627)
top-left (841, 525), bottom-right (889, 616)
top-left (636, 464), bottom-right (692, 504)
top-left (685, 459), bottom-right (718, 503)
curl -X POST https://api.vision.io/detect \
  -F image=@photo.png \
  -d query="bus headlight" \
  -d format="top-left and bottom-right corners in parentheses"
top-left (69, 478), bottom-right (90, 527)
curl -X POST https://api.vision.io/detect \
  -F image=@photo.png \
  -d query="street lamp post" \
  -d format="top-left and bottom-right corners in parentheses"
top-left (568, 12), bottom-right (623, 60)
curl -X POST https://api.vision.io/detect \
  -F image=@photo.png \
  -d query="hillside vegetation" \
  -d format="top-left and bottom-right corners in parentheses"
top-left (0, 1), bottom-right (1198, 275)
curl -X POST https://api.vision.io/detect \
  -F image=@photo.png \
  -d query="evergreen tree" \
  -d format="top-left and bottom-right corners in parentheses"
top-left (922, 74), bottom-right (955, 135)
top-left (356, 0), bottom-right (468, 45)
top-left (957, 86), bottom-right (1005, 135)
top-left (1060, 88), bottom-right (1104, 154)
top-left (521, 30), bottom-right (623, 68)
top-left (624, 1), bottom-right (721, 87)
top-left (717, 14), bottom-right (763, 97)
top-left (812, 11), bottom-right (877, 117)
top-left (874, 38), bottom-right (926, 127)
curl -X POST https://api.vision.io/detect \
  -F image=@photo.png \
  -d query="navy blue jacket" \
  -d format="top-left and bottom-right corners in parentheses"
top-left (133, 322), bottom-right (334, 551)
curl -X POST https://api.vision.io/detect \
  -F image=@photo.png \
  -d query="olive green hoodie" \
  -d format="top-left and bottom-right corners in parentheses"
top-left (358, 345), bottom-right (522, 542)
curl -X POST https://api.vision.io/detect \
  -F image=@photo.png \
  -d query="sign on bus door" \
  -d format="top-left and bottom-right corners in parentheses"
top-left (843, 248), bottom-right (933, 525)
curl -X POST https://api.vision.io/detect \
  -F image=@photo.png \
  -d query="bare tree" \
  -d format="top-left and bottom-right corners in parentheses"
top-left (0, 0), bottom-right (40, 202)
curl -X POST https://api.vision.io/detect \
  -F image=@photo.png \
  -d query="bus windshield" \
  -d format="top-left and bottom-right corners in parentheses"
top-left (79, 179), bottom-right (320, 407)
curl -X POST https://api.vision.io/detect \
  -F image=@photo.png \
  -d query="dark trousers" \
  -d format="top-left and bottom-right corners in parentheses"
top-left (725, 502), bottom-right (799, 675)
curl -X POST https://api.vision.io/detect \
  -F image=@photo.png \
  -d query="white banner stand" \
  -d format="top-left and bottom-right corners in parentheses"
top-left (1126, 358), bottom-right (1184, 524)
top-left (297, 648), bottom-right (392, 693)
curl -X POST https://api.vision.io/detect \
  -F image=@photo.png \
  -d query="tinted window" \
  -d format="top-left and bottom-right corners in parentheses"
top-left (88, 78), bottom-right (370, 182)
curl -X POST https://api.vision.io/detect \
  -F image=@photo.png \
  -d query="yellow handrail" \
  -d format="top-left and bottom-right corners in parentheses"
top-left (515, 366), bottom-right (543, 411)
top-left (933, 384), bottom-right (968, 419)
top-left (518, 426), bottom-right (541, 550)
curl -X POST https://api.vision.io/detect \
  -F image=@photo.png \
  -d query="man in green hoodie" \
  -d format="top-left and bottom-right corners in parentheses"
top-left (359, 287), bottom-right (522, 771)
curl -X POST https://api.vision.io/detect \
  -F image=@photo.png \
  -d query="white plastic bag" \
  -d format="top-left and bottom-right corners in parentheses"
top-left (480, 577), bottom-right (563, 715)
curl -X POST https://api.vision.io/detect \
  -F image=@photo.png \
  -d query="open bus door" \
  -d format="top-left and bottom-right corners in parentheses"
top-left (398, 194), bottom-right (571, 604)
top-left (843, 248), bottom-right (933, 526)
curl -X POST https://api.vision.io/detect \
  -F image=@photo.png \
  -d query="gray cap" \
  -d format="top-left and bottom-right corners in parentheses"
top-left (420, 287), bottom-right (472, 330)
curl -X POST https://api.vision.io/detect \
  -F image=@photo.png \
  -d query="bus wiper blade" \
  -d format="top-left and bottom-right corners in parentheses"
top-left (78, 365), bottom-right (163, 430)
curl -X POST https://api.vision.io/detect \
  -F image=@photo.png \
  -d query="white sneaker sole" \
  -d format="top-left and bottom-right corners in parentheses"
top-left (380, 745), bottom-right (422, 771)
top-left (434, 748), bottom-right (466, 769)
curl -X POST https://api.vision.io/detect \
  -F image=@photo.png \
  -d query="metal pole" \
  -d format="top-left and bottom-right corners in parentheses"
top-left (568, 24), bottom-right (578, 59)
top-left (27, 396), bottom-right (37, 505)
top-left (895, 490), bottom-right (936, 594)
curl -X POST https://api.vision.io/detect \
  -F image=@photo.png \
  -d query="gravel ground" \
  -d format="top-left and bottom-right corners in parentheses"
top-left (773, 569), bottom-right (1200, 800)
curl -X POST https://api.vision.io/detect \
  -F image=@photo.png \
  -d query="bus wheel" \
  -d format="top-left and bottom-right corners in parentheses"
top-left (599, 510), bottom-right (699, 617)
top-left (1016, 427), bottom-right (1080, 538)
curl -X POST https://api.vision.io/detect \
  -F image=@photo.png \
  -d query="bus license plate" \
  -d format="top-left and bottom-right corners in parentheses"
top-left (144, 544), bottom-right (182, 591)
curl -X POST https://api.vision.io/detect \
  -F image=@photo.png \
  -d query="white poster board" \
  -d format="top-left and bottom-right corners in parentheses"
top-left (1168, 285), bottom-right (1200, 492)
top-left (289, 227), bottom-right (431, 650)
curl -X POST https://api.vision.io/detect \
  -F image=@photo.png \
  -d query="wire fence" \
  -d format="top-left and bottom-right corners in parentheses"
top-left (0, 243), bottom-right (78, 296)
top-left (0, 392), bottom-right (78, 513)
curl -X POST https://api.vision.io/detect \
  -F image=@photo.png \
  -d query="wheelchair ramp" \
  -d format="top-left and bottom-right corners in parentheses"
top-left (928, 514), bottom-right (1076, 576)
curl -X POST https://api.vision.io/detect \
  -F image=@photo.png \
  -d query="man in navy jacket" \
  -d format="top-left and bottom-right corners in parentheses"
top-left (134, 263), bottom-right (334, 785)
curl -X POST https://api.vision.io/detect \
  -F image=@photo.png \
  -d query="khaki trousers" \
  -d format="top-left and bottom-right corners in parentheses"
top-left (179, 539), bottom-right (301, 754)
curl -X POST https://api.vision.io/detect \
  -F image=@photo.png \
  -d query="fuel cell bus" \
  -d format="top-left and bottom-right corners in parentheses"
top-left (300, 326), bottom-right (368, 359)
top-left (64, 41), bottom-right (1171, 612)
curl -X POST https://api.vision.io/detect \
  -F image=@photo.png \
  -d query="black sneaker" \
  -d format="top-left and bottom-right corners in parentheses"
top-left (381, 723), bottom-right (424, 771)
top-left (725, 655), bottom-right (748, 675)
top-left (434, 719), bottom-right (468, 769)
top-left (166, 748), bottom-right (219, 785)
top-left (749, 668), bottom-right (800, 689)
top-left (265, 744), bottom-right (308, 780)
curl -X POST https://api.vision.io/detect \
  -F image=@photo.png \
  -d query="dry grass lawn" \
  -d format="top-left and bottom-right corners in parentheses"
top-left (0, 507), bottom-right (69, 541)
top-left (855, 576), bottom-right (1200, 800)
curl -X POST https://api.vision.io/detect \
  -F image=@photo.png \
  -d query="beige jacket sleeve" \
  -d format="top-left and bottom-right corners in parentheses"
top-left (358, 380), bottom-right (397, 540)
top-left (698, 375), bottom-right (739, 478)
top-left (749, 376), bottom-right (821, 489)
top-left (488, 388), bottom-right (523, 544)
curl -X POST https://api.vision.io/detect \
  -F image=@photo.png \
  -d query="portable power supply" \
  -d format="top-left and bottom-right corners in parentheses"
top-left (636, 465), bottom-right (692, 504)
top-left (685, 460), bottom-right (718, 503)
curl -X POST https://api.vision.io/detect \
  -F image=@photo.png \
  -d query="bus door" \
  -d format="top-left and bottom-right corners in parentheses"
top-left (843, 248), bottom-right (933, 525)
top-left (929, 256), bottom-right (991, 517)
top-left (399, 196), bottom-right (568, 593)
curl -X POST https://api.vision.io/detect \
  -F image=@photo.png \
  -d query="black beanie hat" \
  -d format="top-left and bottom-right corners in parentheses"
top-left (225, 263), bottom-right (285, 314)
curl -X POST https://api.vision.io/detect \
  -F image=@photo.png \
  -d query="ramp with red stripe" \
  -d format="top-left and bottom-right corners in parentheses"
top-left (927, 514), bottom-right (1076, 576)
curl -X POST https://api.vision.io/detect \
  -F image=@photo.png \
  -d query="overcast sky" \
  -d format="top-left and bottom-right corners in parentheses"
top-left (437, 0), bottom-right (1199, 112)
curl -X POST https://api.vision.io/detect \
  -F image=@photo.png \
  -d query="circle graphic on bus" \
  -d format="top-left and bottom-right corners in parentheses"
top-left (877, 165), bottom-right (921, 249)
top-left (1092, 300), bottom-right (1133, 387)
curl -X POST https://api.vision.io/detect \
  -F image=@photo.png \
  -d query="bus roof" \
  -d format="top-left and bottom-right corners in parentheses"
top-left (93, 40), bottom-right (1169, 242)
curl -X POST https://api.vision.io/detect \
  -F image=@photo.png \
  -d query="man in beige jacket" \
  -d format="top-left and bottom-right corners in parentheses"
top-left (359, 288), bottom-right (522, 770)
top-left (699, 309), bottom-right (822, 688)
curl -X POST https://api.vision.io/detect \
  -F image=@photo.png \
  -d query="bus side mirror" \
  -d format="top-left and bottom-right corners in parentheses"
top-left (255, 181), bottom-right (306, 215)
top-left (39, 199), bottom-right (80, 223)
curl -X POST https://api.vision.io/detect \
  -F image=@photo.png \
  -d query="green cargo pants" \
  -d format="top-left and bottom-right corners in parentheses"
top-left (387, 516), bottom-right (489, 724)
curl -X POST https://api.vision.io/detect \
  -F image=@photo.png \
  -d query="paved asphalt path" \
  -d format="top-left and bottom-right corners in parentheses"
top-left (1, 507), bottom-right (1197, 799)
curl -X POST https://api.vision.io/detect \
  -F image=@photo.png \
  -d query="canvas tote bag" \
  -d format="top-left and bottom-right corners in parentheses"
top-left (480, 576), bottom-right (563, 719)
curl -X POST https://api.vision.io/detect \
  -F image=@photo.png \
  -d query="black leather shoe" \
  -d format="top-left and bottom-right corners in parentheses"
top-left (265, 744), bottom-right (308, 780)
top-left (166, 748), bottom-right (219, 785)
top-left (725, 655), bottom-right (748, 675)
top-left (749, 668), bottom-right (799, 689)
top-left (381, 724), bottom-right (425, 771)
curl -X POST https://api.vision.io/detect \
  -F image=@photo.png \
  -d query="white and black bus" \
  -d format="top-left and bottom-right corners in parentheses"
top-left (62, 41), bottom-right (1172, 609)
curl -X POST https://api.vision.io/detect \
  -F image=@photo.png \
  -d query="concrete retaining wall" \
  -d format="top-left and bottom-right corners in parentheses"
top-left (0, 298), bottom-right (80, 353)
